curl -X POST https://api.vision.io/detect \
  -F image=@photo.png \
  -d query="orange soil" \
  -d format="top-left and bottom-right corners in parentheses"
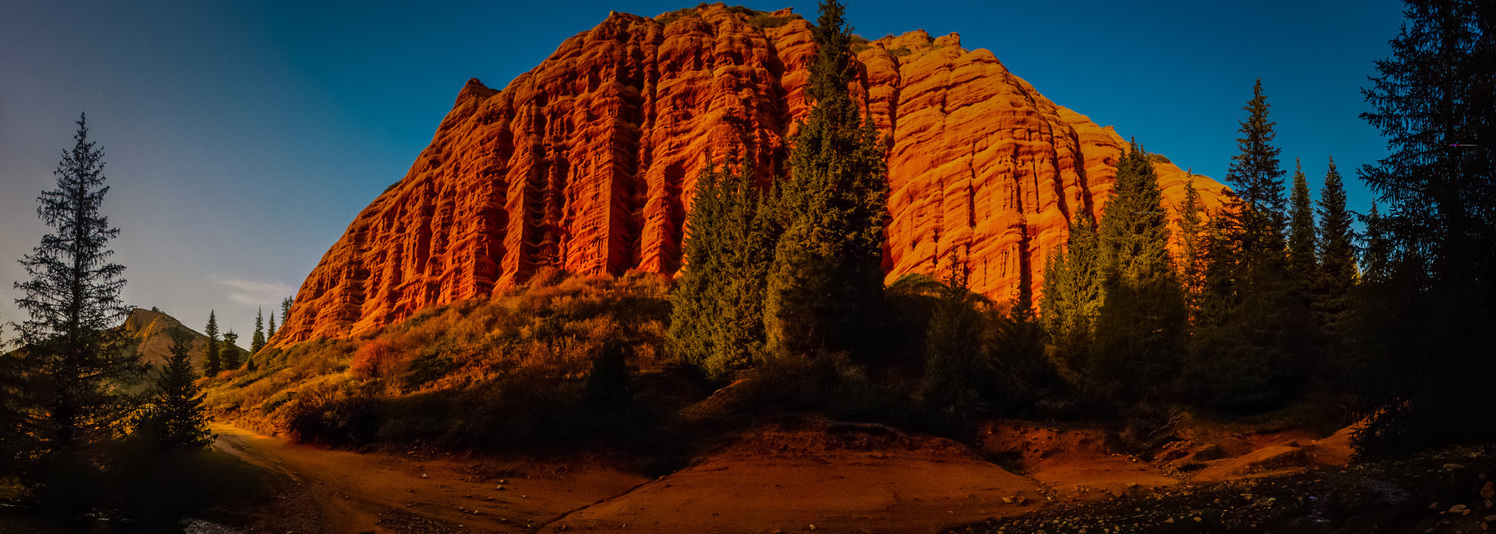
top-left (212, 418), bottom-right (1358, 534)
top-left (211, 424), bottom-right (647, 533)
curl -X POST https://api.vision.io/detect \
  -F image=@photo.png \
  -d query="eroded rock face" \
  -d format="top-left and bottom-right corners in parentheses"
top-left (272, 5), bottom-right (1228, 346)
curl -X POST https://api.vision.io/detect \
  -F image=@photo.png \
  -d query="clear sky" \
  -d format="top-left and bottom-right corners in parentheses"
top-left (0, 0), bottom-right (1405, 338)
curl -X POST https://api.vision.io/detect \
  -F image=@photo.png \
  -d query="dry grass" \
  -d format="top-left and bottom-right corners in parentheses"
top-left (202, 270), bottom-right (673, 446)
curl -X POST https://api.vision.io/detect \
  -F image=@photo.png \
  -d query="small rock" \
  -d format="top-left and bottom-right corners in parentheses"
top-left (1194, 517), bottom-right (1203, 523)
top-left (420, 473), bottom-right (428, 479)
top-left (497, 485), bottom-right (506, 491)
top-left (1486, 499), bottom-right (1493, 508)
top-left (1432, 502), bottom-right (1443, 510)
top-left (1001, 497), bottom-right (1012, 504)
top-left (1446, 463), bottom-right (1468, 471)
top-left (1454, 505), bottom-right (1469, 514)
top-left (1482, 481), bottom-right (1495, 500)
top-left (1485, 514), bottom-right (1496, 522)
top-left (1164, 518), bottom-right (1175, 524)
top-left (809, 525), bottom-right (816, 531)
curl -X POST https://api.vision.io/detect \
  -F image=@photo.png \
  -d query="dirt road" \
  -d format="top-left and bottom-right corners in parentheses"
top-left (211, 423), bottom-right (647, 533)
top-left (211, 422), bottom-right (1053, 534)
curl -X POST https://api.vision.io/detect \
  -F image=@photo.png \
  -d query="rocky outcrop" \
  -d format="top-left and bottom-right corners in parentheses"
top-left (272, 4), bottom-right (1229, 346)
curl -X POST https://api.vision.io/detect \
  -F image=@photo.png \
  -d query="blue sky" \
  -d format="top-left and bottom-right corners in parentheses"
top-left (0, 0), bottom-right (1405, 337)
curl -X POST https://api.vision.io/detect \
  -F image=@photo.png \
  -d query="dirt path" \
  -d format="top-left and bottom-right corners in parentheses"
top-left (211, 423), bottom-right (647, 533)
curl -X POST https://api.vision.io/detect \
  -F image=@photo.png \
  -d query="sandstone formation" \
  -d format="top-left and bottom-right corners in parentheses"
top-left (272, 4), bottom-right (1229, 347)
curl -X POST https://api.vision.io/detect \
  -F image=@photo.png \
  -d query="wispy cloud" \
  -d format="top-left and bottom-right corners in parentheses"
top-left (209, 276), bottom-right (296, 307)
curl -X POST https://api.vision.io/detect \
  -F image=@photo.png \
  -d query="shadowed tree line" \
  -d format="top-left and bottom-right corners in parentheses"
top-left (669, 0), bottom-right (1495, 457)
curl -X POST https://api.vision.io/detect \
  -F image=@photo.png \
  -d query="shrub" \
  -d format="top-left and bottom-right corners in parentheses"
top-left (748, 13), bottom-right (791, 28)
top-left (350, 338), bottom-right (408, 379)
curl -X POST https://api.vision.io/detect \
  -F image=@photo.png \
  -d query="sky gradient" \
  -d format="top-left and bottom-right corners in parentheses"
top-left (0, 0), bottom-right (1405, 338)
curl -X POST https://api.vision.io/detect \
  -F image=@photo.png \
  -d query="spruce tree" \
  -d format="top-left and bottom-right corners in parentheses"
top-left (1187, 82), bottom-right (1311, 411)
top-left (267, 311), bottom-right (277, 340)
top-left (989, 267), bottom-right (1059, 415)
top-left (220, 331), bottom-right (240, 370)
top-left (280, 297), bottom-right (294, 327)
top-left (1287, 159), bottom-right (1319, 296)
top-left (1353, 0), bottom-right (1496, 455)
top-left (1226, 79), bottom-right (1288, 260)
top-left (202, 311), bottom-right (220, 377)
top-left (251, 307), bottom-right (266, 355)
top-left (134, 328), bottom-right (213, 450)
top-left (1093, 144), bottom-right (1188, 403)
top-left (1360, 203), bottom-right (1392, 284)
top-left (763, 0), bottom-right (887, 358)
top-left (11, 113), bottom-right (143, 464)
top-left (1314, 157), bottom-right (1357, 330)
top-left (920, 254), bottom-right (983, 417)
top-left (1039, 211), bottom-right (1102, 379)
top-left (1175, 173), bottom-right (1209, 320)
top-left (670, 164), bottom-right (725, 371)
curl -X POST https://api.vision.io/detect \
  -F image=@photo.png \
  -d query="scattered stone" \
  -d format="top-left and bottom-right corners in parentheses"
top-left (1482, 481), bottom-right (1495, 500)
top-left (1194, 517), bottom-right (1202, 523)
top-left (1445, 464), bottom-right (1467, 471)
top-left (420, 473), bottom-right (428, 479)
top-left (1001, 497), bottom-right (1013, 504)
top-left (497, 485), bottom-right (506, 491)
top-left (1454, 504), bottom-right (1469, 514)
top-left (1432, 502), bottom-right (1442, 510)
top-left (1163, 518), bottom-right (1174, 524)
top-left (1485, 515), bottom-right (1496, 522)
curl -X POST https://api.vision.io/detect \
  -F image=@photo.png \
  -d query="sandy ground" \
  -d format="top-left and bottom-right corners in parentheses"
top-left (547, 423), bottom-right (1046, 534)
top-left (211, 418), bottom-right (1358, 534)
top-left (212, 423), bottom-right (647, 533)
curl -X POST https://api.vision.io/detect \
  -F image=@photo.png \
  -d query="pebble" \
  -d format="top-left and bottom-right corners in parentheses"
top-left (1482, 481), bottom-right (1495, 500)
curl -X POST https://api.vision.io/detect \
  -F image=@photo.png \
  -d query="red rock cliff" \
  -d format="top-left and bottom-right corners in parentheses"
top-left (272, 5), bottom-right (1229, 347)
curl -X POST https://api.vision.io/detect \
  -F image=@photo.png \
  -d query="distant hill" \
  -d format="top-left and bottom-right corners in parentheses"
top-left (120, 307), bottom-right (246, 371)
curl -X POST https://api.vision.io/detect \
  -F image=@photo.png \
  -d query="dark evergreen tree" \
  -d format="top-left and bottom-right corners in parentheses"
top-left (669, 158), bottom-right (777, 378)
top-left (267, 311), bottom-right (277, 340)
top-left (220, 331), bottom-right (240, 370)
top-left (1226, 79), bottom-right (1288, 260)
top-left (251, 307), bottom-right (266, 355)
top-left (988, 266), bottom-right (1060, 415)
top-left (1187, 83), bottom-right (1311, 411)
top-left (280, 297), bottom-right (294, 327)
top-left (1093, 144), bottom-right (1188, 403)
top-left (1354, 0), bottom-right (1496, 455)
top-left (1360, 203), bottom-right (1393, 284)
top-left (11, 113), bottom-right (143, 468)
top-left (764, 0), bottom-right (887, 359)
top-left (202, 311), bottom-right (220, 377)
top-left (1314, 157), bottom-right (1357, 331)
top-left (1287, 158), bottom-right (1319, 297)
top-left (1039, 211), bottom-right (1102, 380)
top-left (1174, 173), bottom-right (1209, 321)
top-left (920, 254), bottom-right (984, 417)
top-left (134, 328), bottom-right (213, 450)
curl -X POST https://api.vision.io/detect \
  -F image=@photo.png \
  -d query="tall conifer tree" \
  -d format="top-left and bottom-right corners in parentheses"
top-left (1287, 158), bottom-right (1319, 296)
top-left (220, 331), bottom-right (240, 370)
top-left (1093, 144), bottom-right (1187, 402)
top-left (1354, 0), bottom-right (1496, 454)
top-left (11, 113), bottom-right (142, 465)
top-left (267, 312), bottom-right (277, 340)
top-left (202, 311), bottom-right (220, 377)
top-left (1040, 212), bottom-right (1102, 379)
top-left (135, 328), bottom-right (212, 449)
top-left (1315, 157), bottom-right (1357, 330)
top-left (1174, 173), bottom-right (1209, 320)
top-left (764, 0), bottom-right (887, 358)
top-left (251, 307), bottom-right (266, 355)
top-left (669, 159), bottom-right (777, 378)
top-left (1188, 82), bottom-right (1312, 410)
